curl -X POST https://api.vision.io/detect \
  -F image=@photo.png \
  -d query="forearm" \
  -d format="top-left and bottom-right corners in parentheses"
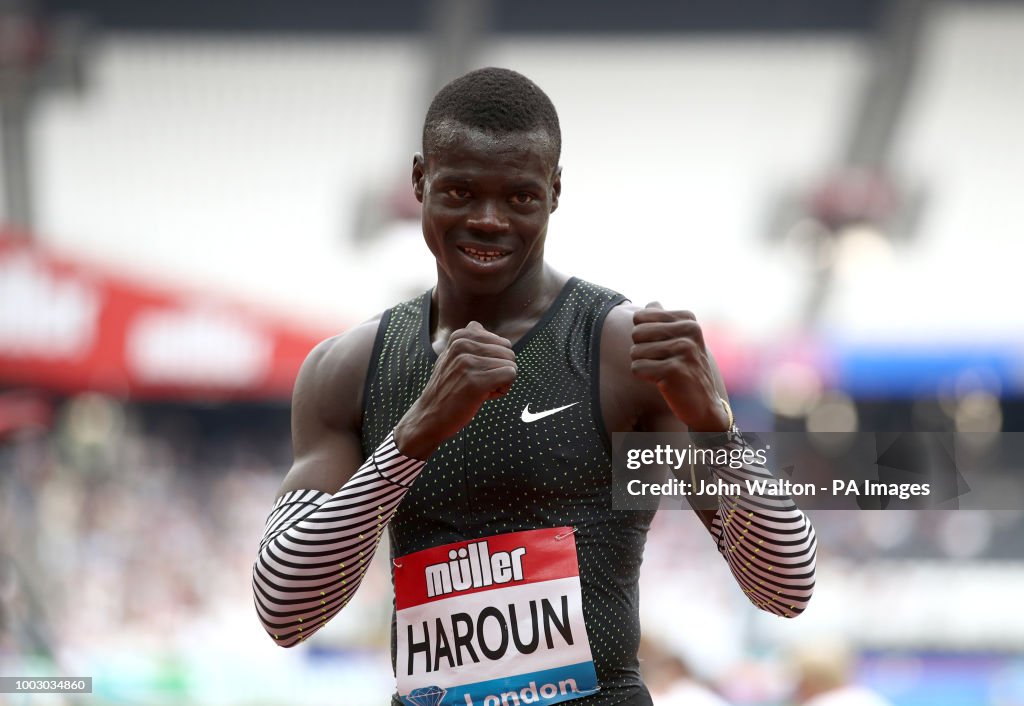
top-left (251, 431), bottom-right (424, 646)
top-left (691, 428), bottom-right (817, 618)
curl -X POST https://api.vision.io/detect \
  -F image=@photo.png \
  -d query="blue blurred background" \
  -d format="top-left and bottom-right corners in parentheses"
top-left (1, 1), bottom-right (1023, 704)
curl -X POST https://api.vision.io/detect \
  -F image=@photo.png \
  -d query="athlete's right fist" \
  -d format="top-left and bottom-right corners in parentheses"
top-left (394, 321), bottom-right (517, 460)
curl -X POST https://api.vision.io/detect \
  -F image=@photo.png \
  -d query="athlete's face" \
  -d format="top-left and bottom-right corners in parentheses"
top-left (413, 124), bottom-right (561, 296)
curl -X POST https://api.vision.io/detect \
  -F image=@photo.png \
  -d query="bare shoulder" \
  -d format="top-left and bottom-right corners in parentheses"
top-left (599, 302), bottom-right (642, 382)
top-left (601, 301), bottom-right (642, 344)
top-left (293, 313), bottom-right (384, 438)
top-left (277, 313), bottom-right (386, 497)
top-left (598, 302), bottom-right (663, 433)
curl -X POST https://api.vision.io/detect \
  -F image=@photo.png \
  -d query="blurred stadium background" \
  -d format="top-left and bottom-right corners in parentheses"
top-left (1, 1), bottom-right (1023, 704)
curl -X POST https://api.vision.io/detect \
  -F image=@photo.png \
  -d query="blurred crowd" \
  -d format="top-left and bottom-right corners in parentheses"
top-left (0, 398), bottom-right (289, 660)
top-left (1, 395), bottom-right (1023, 705)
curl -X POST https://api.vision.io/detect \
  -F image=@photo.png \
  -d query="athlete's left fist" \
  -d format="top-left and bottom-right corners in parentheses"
top-left (630, 302), bottom-right (731, 432)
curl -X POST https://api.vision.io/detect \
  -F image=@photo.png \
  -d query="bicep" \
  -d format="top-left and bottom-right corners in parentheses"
top-left (274, 320), bottom-right (380, 499)
top-left (276, 427), bottom-right (365, 498)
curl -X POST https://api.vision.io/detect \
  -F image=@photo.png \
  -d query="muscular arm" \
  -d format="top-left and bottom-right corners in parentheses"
top-left (253, 317), bottom-right (518, 646)
top-left (252, 319), bottom-right (430, 647)
top-left (601, 303), bottom-right (816, 618)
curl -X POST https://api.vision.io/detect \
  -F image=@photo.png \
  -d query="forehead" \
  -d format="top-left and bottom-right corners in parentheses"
top-left (425, 123), bottom-right (557, 179)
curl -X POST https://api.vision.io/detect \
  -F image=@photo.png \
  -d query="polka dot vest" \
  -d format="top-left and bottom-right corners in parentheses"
top-left (363, 278), bottom-right (655, 706)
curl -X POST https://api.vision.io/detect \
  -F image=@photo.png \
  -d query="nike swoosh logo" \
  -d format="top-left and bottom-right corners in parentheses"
top-left (521, 402), bottom-right (581, 423)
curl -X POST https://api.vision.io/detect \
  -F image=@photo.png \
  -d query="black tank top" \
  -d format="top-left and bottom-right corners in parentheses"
top-left (362, 277), bottom-right (655, 706)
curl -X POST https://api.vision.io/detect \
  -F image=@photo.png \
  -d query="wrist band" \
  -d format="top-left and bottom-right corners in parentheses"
top-left (690, 398), bottom-right (739, 449)
top-left (720, 397), bottom-right (734, 430)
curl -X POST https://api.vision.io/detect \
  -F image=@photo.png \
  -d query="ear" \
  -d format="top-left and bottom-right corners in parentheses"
top-left (412, 153), bottom-right (426, 203)
top-left (550, 165), bottom-right (562, 213)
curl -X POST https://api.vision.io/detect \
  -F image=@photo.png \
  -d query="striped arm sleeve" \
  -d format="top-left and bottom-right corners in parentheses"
top-left (252, 431), bottom-right (425, 646)
top-left (692, 428), bottom-right (817, 618)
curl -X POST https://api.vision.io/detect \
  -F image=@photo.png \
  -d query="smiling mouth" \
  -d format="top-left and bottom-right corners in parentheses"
top-left (458, 245), bottom-right (511, 263)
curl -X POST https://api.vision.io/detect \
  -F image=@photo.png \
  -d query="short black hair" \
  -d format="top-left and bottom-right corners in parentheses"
top-left (422, 67), bottom-right (561, 163)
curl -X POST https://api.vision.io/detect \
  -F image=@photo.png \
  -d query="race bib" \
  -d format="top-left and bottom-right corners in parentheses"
top-left (395, 527), bottom-right (599, 706)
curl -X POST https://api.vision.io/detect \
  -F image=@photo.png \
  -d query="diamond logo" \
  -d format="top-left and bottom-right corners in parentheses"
top-left (403, 685), bottom-right (447, 706)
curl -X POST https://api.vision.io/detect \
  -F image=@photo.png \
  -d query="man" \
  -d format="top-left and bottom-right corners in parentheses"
top-left (253, 68), bottom-right (816, 706)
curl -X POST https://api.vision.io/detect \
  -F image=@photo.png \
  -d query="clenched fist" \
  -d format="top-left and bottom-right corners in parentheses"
top-left (630, 302), bottom-right (730, 433)
top-left (395, 321), bottom-right (517, 459)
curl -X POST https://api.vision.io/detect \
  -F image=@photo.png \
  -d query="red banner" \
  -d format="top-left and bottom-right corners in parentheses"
top-left (0, 231), bottom-right (336, 400)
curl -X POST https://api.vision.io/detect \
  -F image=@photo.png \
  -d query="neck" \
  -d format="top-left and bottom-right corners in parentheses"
top-left (432, 263), bottom-right (567, 342)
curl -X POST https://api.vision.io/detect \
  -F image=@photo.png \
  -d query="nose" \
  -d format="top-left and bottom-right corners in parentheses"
top-left (465, 199), bottom-right (510, 234)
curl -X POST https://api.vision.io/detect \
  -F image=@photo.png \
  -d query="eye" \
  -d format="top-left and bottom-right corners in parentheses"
top-left (511, 192), bottom-right (536, 205)
top-left (446, 187), bottom-right (471, 200)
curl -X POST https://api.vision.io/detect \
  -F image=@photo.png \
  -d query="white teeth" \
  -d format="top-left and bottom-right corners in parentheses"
top-left (461, 246), bottom-right (507, 262)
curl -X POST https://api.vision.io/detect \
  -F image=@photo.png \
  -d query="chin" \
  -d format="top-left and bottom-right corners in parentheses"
top-left (451, 272), bottom-right (520, 298)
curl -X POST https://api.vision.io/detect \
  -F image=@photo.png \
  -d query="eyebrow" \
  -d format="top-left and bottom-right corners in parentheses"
top-left (432, 173), bottom-right (546, 191)
top-left (510, 181), bottom-right (545, 192)
top-left (433, 174), bottom-right (473, 184)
